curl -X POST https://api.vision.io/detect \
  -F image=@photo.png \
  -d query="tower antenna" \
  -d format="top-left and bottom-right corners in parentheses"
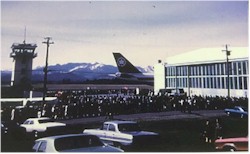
top-left (23, 26), bottom-right (26, 44)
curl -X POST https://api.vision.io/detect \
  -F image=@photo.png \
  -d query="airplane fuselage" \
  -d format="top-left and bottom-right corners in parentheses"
top-left (115, 72), bottom-right (154, 83)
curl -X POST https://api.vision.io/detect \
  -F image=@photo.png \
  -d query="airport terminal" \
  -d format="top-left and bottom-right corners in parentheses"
top-left (154, 46), bottom-right (248, 98)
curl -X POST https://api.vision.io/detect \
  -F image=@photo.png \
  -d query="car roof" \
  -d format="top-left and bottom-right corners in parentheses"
top-left (104, 120), bottom-right (137, 124)
top-left (36, 133), bottom-right (94, 141)
top-left (25, 117), bottom-right (51, 121)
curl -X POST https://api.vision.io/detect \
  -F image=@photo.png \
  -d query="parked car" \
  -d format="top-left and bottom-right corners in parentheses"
top-left (83, 120), bottom-right (159, 148)
top-left (20, 117), bottom-right (66, 138)
top-left (215, 136), bottom-right (248, 151)
top-left (32, 133), bottom-right (124, 152)
top-left (20, 117), bottom-right (66, 133)
top-left (224, 106), bottom-right (248, 118)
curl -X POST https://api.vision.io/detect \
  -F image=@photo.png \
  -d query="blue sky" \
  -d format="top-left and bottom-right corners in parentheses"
top-left (1, 1), bottom-right (248, 70)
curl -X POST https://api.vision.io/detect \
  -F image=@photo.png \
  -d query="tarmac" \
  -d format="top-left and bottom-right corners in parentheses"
top-left (59, 110), bottom-right (227, 125)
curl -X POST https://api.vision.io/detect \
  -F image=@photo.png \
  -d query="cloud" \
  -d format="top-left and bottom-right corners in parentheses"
top-left (1, 1), bottom-right (248, 70)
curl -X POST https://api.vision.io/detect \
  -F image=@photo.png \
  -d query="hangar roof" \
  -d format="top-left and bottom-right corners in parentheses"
top-left (165, 47), bottom-right (248, 66)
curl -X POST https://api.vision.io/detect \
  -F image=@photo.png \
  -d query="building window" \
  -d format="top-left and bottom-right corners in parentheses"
top-left (184, 66), bottom-right (187, 76)
top-left (214, 77), bottom-right (217, 89)
top-left (232, 62), bottom-right (237, 75)
top-left (216, 64), bottom-right (220, 75)
top-left (211, 65), bottom-right (215, 75)
top-left (206, 77), bottom-right (210, 88)
top-left (238, 62), bottom-right (242, 75)
top-left (190, 78), bottom-right (193, 88)
top-left (229, 62), bottom-right (232, 75)
top-left (198, 66), bottom-right (201, 76)
top-left (194, 78), bottom-right (196, 88)
top-left (180, 78), bottom-right (183, 87)
top-left (234, 77), bottom-right (238, 89)
top-left (206, 65), bottom-right (209, 76)
top-left (203, 78), bottom-right (206, 88)
top-left (211, 77), bottom-right (214, 88)
top-left (243, 77), bottom-right (248, 90)
top-left (183, 66), bottom-right (185, 76)
top-left (222, 77), bottom-right (225, 89)
top-left (176, 67), bottom-right (179, 76)
top-left (194, 66), bottom-right (197, 76)
top-left (242, 61), bottom-right (247, 75)
top-left (190, 67), bottom-right (193, 76)
top-left (230, 77), bottom-right (233, 89)
top-left (198, 78), bottom-right (202, 88)
top-left (239, 77), bottom-right (243, 89)
top-left (221, 63), bottom-right (225, 75)
top-left (173, 67), bottom-right (176, 76)
top-left (209, 65), bottom-right (212, 75)
top-left (246, 61), bottom-right (249, 75)
top-left (217, 77), bottom-right (221, 89)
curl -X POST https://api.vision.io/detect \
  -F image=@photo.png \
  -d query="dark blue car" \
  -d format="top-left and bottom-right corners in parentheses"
top-left (224, 106), bottom-right (248, 118)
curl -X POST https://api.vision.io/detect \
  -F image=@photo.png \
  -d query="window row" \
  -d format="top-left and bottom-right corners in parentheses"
top-left (166, 60), bottom-right (248, 77)
top-left (166, 76), bottom-right (248, 90)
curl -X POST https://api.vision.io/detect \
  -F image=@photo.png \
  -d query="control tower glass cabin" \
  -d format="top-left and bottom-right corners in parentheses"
top-left (10, 42), bottom-right (37, 89)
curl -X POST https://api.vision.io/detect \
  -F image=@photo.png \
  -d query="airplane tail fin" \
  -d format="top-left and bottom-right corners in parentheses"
top-left (113, 53), bottom-right (141, 73)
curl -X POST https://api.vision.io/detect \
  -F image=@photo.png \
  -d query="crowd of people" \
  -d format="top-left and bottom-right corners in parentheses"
top-left (1, 89), bottom-right (248, 125)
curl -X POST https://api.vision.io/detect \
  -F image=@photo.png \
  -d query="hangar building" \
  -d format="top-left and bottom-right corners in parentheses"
top-left (154, 47), bottom-right (248, 97)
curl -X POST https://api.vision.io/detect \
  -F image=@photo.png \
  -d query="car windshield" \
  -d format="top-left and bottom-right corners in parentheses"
top-left (118, 123), bottom-right (141, 132)
top-left (55, 135), bottom-right (104, 151)
top-left (242, 107), bottom-right (248, 112)
top-left (38, 119), bottom-right (55, 123)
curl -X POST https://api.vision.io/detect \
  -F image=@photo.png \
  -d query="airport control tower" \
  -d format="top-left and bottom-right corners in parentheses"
top-left (10, 41), bottom-right (37, 89)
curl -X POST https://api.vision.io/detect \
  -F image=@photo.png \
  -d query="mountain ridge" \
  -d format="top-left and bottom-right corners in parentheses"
top-left (1, 62), bottom-right (153, 83)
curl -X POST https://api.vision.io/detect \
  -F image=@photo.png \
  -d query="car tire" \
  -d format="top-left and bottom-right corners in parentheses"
top-left (223, 146), bottom-right (236, 152)
top-left (114, 142), bottom-right (122, 149)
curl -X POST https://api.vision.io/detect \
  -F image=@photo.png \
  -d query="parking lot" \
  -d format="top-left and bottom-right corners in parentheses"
top-left (1, 110), bottom-right (248, 152)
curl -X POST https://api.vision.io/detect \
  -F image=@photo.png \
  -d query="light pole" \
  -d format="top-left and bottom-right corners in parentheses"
top-left (42, 37), bottom-right (54, 104)
top-left (222, 44), bottom-right (231, 98)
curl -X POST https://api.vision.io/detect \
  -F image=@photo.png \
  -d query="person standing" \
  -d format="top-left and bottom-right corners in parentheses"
top-left (10, 107), bottom-right (15, 121)
top-left (203, 120), bottom-right (213, 143)
top-left (215, 118), bottom-right (223, 139)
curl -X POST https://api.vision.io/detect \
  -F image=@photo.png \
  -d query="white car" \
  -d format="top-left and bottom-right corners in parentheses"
top-left (20, 117), bottom-right (66, 133)
top-left (32, 133), bottom-right (124, 152)
top-left (83, 120), bottom-right (159, 147)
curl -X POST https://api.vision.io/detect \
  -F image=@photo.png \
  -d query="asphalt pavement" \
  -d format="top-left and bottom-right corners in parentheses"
top-left (59, 110), bottom-right (227, 125)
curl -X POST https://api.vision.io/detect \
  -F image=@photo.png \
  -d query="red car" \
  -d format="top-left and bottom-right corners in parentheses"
top-left (215, 136), bottom-right (248, 151)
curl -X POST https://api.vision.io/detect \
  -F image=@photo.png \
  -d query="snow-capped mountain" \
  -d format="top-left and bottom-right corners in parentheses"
top-left (1, 62), bottom-right (153, 83)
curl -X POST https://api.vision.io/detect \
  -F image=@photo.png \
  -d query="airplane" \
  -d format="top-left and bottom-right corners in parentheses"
top-left (112, 52), bottom-right (154, 84)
